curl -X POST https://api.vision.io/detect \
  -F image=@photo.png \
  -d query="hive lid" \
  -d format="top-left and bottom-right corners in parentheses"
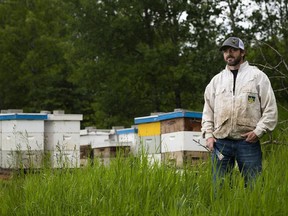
top-left (134, 110), bottom-right (202, 124)
top-left (116, 128), bottom-right (138, 135)
top-left (46, 114), bottom-right (83, 121)
top-left (158, 111), bottom-right (202, 121)
top-left (0, 113), bottom-right (48, 120)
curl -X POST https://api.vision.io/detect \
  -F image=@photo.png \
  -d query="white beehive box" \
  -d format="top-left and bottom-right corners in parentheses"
top-left (80, 128), bottom-right (94, 146)
top-left (116, 128), bottom-right (139, 155)
top-left (139, 135), bottom-right (161, 154)
top-left (117, 128), bottom-right (138, 143)
top-left (0, 113), bottom-right (47, 169)
top-left (44, 110), bottom-right (82, 168)
top-left (109, 126), bottom-right (124, 144)
top-left (49, 150), bottom-right (80, 168)
top-left (80, 129), bottom-right (111, 149)
top-left (161, 131), bottom-right (207, 153)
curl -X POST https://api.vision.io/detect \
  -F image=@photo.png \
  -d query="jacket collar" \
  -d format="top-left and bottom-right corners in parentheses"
top-left (225, 61), bottom-right (249, 72)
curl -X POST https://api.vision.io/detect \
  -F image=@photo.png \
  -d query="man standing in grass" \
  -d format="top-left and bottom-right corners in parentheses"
top-left (201, 36), bottom-right (278, 187)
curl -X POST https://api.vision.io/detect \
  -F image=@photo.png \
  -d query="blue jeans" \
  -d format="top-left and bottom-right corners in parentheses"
top-left (212, 138), bottom-right (262, 187)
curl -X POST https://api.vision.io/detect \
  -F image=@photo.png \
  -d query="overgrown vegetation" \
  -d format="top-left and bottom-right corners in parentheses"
top-left (1, 140), bottom-right (288, 215)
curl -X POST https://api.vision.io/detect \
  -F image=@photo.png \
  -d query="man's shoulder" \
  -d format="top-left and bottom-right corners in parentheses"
top-left (244, 62), bottom-right (264, 73)
top-left (212, 69), bottom-right (227, 79)
top-left (243, 63), bottom-right (270, 83)
top-left (206, 70), bottom-right (226, 88)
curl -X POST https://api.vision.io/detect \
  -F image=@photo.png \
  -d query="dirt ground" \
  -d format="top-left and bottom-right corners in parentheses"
top-left (0, 174), bottom-right (11, 180)
top-left (0, 170), bottom-right (13, 180)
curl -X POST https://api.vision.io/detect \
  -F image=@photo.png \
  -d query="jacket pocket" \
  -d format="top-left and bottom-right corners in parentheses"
top-left (237, 90), bottom-right (261, 121)
top-left (215, 87), bottom-right (230, 112)
top-left (236, 118), bottom-right (257, 134)
top-left (214, 87), bottom-right (231, 131)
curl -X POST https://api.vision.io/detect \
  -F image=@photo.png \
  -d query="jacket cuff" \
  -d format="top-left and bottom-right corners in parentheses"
top-left (253, 128), bottom-right (265, 138)
top-left (204, 132), bottom-right (214, 140)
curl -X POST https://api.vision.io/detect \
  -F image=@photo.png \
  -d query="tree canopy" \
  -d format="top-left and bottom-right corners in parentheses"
top-left (0, 0), bottom-right (287, 128)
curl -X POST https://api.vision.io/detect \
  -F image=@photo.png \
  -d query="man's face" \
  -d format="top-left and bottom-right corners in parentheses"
top-left (222, 47), bottom-right (243, 66)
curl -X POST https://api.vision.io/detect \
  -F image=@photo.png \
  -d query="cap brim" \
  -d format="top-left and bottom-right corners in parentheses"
top-left (219, 45), bottom-right (241, 51)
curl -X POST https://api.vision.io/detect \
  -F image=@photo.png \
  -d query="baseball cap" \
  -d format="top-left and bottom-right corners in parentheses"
top-left (220, 37), bottom-right (245, 51)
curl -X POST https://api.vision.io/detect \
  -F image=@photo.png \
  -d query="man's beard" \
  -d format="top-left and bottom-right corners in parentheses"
top-left (226, 55), bottom-right (242, 66)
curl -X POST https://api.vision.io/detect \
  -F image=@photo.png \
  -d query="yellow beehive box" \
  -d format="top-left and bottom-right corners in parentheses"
top-left (135, 110), bottom-right (202, 137)
top-left (138, 122), bottom-right (161, 137)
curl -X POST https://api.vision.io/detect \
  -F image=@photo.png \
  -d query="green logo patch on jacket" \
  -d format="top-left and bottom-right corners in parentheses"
top-left (248, 95), bottom-right (256, 103)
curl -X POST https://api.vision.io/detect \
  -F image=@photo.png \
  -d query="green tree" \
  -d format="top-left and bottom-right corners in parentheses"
top-left (246, 0), bottom-right (288, 104)
top-left (68, 0), bottom-right (221, 128)
top-left (0, 0), bottom-right (79, 112)
top-left (215, 0), bottom-right (288, 105)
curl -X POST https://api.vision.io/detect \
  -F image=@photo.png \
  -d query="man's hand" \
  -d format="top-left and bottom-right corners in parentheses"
top-left (206, 137), bottom-right (216, 151)
top-left (241, 131), bottom-right (259, 143)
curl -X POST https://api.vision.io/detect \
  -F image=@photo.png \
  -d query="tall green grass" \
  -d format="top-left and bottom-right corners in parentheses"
top-left (1, 145), bottom-right (288, 216)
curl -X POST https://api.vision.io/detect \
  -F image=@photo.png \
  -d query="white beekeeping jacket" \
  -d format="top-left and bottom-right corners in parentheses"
top-left (202, 61), bottom-right (278, 140)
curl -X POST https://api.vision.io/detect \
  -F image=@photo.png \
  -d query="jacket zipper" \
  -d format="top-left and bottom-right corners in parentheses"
top-left (231, 71), bottom-right (236, 133)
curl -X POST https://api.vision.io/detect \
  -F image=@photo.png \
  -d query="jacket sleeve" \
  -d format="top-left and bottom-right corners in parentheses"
top-left (201, 81), bottom-right (215, 139)
top-left (253, 72), bottom-right (278, 138)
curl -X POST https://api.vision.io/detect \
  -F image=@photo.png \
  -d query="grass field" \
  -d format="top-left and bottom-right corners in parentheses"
top-left (1, 143), bottom-right (288, 216)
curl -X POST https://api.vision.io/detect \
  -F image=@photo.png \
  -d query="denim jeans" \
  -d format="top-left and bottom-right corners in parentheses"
top-left (212, 138), bottom-right (262, 187)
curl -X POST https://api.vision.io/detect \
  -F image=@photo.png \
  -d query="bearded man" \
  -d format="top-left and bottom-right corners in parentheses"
top-left (201, 36), bottom-right (278, 187)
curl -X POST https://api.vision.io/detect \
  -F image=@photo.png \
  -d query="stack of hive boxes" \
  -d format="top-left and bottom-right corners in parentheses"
top-left (116, 127), bottom-right (139, 156)
top-left (134, 109), bottom-right (209, 167)
top-left (79, 127), bottom-right (97, 166)
top-left (134, 114), bottom-right (162, 163)
top-left (44, 110), bottom-right (83, 168)
top-left (0, 110), bottom-right (47, 169)
top-left (80, 126), bottom-right (131, 166)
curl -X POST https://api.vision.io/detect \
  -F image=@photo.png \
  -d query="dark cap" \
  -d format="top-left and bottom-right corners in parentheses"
top-left (220, 37), bottom-right (245, 51)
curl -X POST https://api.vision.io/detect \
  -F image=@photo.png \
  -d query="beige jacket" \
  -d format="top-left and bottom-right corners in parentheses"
top-left (202, 61), bottom-right (278, 140)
